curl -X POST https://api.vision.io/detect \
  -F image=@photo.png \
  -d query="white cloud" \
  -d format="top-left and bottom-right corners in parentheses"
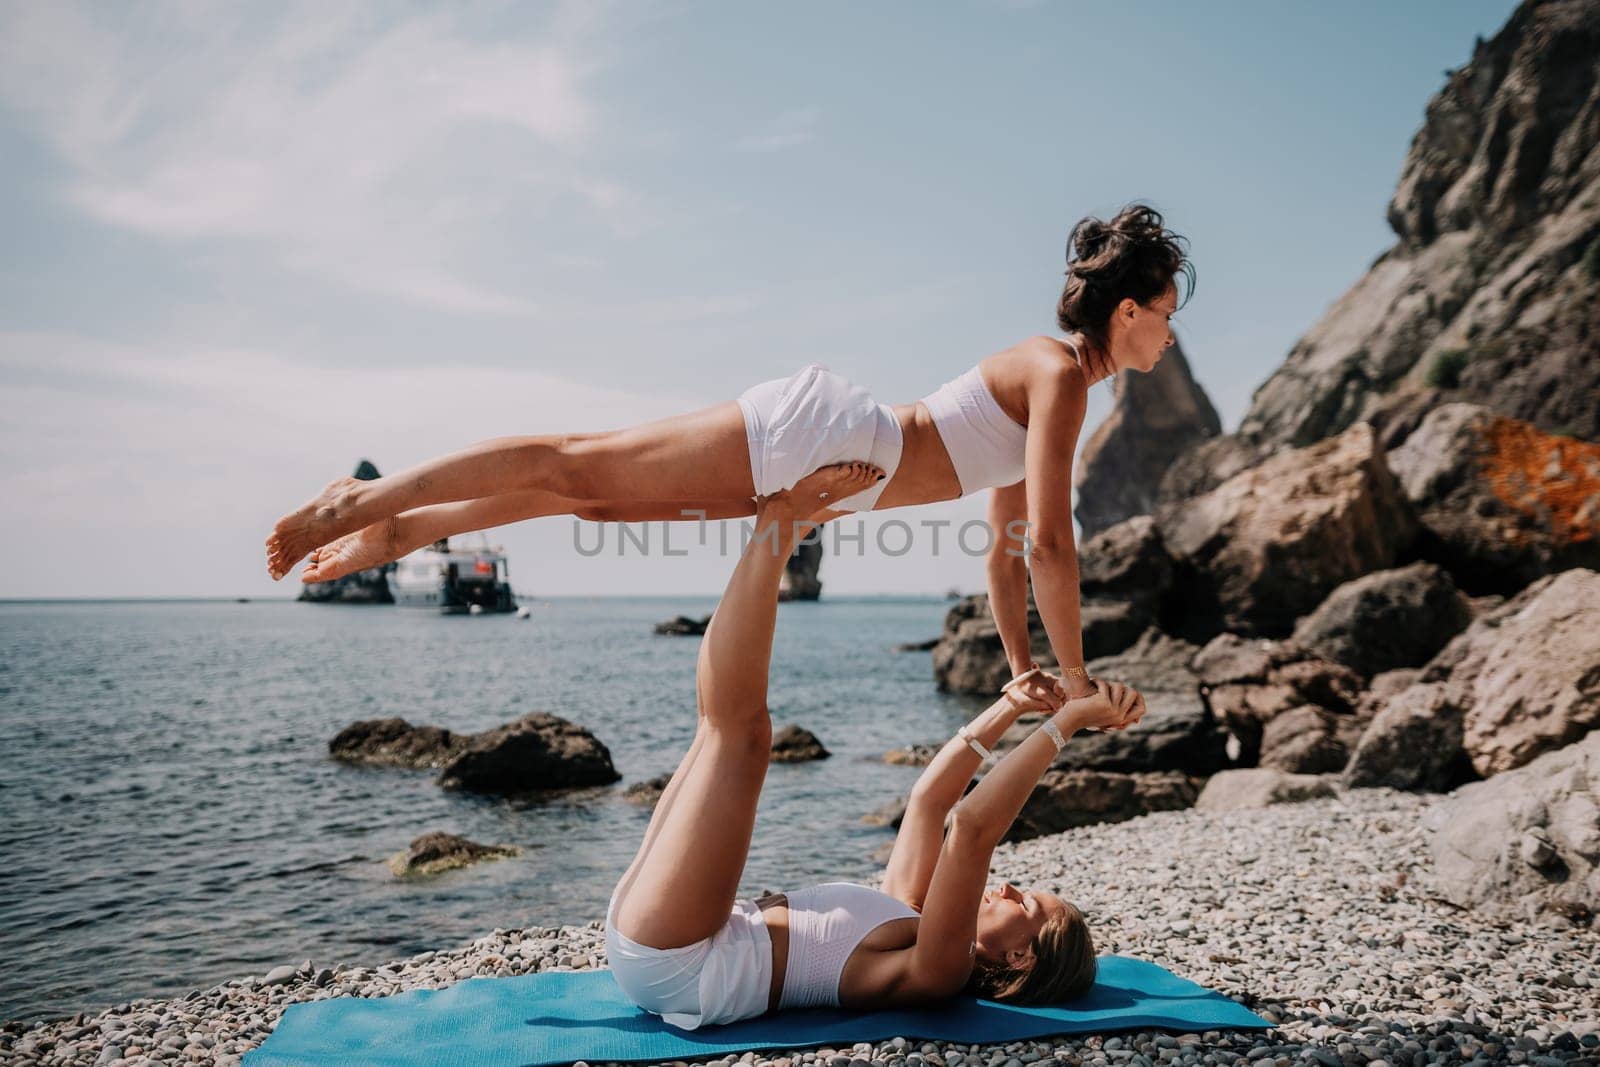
top-left (736, 106), bottom-right (820, 152)
top-left (0, 1), bottom-right (628, 315)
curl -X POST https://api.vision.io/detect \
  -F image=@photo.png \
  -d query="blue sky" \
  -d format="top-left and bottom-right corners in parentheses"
top-left (0, 0), bottom-right (1519, 599)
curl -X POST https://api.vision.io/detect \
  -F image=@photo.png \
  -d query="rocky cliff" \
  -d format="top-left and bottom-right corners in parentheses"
top-left (1240, 0), bottom-right (1600, 447)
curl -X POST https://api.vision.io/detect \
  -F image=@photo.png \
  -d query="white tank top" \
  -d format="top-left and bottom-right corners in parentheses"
top-left (777, 882), bottom-right (920, 1010)
top-left (919, 367), bottom-right (1027, 495)
top-left (918, 339), bottom-right (1083, 495)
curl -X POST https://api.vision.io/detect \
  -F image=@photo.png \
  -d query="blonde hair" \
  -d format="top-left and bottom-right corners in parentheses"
top-left (963, 901), bottom-right (1096, 1004)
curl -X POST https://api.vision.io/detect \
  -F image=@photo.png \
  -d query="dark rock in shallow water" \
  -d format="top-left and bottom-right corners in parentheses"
top-left (1290, 562), bottom-right (1471, 678)
top-left (1157, 423), bottom-right (1417, 639)
top-left (1425, 731), bottom-right (1600, 923)
top-left (881, 743), bottom-right (940, 766)
top-left (1073, 341), bottom-right (1221, 539)
top-left (438, 713), bottom-right (621, 794)
top-left (623, 773), bottom-right (673, 808)
top-left (329, 718), bottom-right (469, 769)
top-left (1195, 768), bottom-right (1336, 811)
top-left (1006, 769), bottom-right (1201, 841)
top-left (654, 614), bottom-right (711, 636)
top-left (770, 724), bottom-right (829, 762)
top-left (892, 637), bottom-right (940, 653)
top-left (387, 831), bottom-right (520, 877)
top-left (1387, 404), bottom-right (1600, 593)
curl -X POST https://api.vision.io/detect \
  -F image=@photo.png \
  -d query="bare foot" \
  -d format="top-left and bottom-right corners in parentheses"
top-left (301, 517), bottom-right (401, 584)
top-left (783, 461), bottom-right (884, 520)
top-left (265, 476), bottom-right (367, 580)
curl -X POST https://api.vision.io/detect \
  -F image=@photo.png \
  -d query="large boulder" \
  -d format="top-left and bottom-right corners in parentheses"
top-left (1258, 706), bottom-right (1349, 775)
top-left (1156, 434), bottom-right (1267, 511)
top-left (1005, 769), bottom-right (1201, 841)
top-left (1437, 568), bottom-right (1600, 777)
top-left (1194, 768), bottom-right (1337, 812)
top-left (1387, 404), bottom-right (1600, 592)
top-left (1343, 682), bottom-right (1475, 791)
top-left (1425, 731), bottom-right (1600, 924)
top-left (997, 629), bottom-right (1229, 776)
top-left (1289, 562), bottom-right (1472, 677)
top-left (1156, 423), bottom-right (1417, 638)
top-left (1238, 1), bottom-right (1600, 449)
top-left (1191, 633), bottom-right (1364, 762)
top-left (329, 718), bottom-right (469, 769)
top-left (437, 713), bottom-right (621, 794)
top-left (1073, 340), bottom-right (1222, 538)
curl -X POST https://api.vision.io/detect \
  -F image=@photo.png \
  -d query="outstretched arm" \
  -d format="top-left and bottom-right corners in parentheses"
top-left (901, 681), bottom-right (1141, 996)
top-left (881, 671), bottom-right (1063, 912)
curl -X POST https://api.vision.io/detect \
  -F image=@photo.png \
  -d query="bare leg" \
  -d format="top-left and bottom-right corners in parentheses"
top-left (301, 494), bottom-right (761, 584)
top-left (610, 462), bottom-right (883, 949)
top-left (266, 401), bottom-right (756, 579)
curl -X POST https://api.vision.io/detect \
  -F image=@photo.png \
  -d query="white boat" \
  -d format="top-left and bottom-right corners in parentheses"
top-left (390, 536), bottom-right (518, 614)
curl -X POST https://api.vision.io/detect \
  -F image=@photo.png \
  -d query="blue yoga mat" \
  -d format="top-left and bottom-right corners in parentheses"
top-left (244, 956), bottom-right (1268, 1066)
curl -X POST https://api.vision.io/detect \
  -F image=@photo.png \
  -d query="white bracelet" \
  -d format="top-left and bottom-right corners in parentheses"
top-left (1039, 719), bottom-right (1068, 753)
top-left (956, 724), bottom-right (993, 761)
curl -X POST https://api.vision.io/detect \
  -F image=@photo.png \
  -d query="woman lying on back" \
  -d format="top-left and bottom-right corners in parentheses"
top-left (605, 462), bottom-right (1146, 1029)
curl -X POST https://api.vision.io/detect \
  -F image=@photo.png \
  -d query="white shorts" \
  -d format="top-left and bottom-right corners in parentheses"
top-left (604, 888), bottom-right (773, 1030)
top-left (736, 363), bottom-right (904, 512)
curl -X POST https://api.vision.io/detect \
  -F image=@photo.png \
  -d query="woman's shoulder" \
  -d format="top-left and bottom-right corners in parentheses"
top-left (982, 336), bottom-right (1085, 385)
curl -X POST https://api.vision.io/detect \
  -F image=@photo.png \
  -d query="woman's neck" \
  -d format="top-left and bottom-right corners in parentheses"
top-left (1065, 332), bottom-right (1116, 386)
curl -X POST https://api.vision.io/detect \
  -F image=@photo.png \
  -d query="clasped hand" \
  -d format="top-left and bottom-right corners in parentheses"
top-left (1004, 668), bottom-right (1146, 731)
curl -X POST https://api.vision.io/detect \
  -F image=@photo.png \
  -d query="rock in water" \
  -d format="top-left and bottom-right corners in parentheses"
top-left (1387, 404), bottom-right (1600, 593)
top-left (1425, 731), bottom-right (1600, 923)
top-left (329, 718), bottom-right (469, 769)
top-left (769, 724), bottom-right (829, 762)
top-left (1239, 2), bottom-right (1600, 447)
top-left (387, 832), bottom-right (520, 877)
top-left (1156, 423), bottom-right (1416, 638)
top-left (437, 713), bottom-right (621, 794)
top-left (1073, 340), bottom-right (1221, 539)
top-left (622, 773), bottom-right (673, 808)
top-left (654, 614), bottom-right (711, 636)
top-left (779, 539), bottom-right (823, 601)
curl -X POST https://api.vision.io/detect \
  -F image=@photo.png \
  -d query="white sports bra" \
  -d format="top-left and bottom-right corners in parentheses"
top-left (921, 340), bottom-right (1082, 494)
top-left (778, 882), bottom-right (920, 1010)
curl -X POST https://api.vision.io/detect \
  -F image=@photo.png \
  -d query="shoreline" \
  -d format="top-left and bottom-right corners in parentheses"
top-left (6, 789), bottom-right (1595, 1066)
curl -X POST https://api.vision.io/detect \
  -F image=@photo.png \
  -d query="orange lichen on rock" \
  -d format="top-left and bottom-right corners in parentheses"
top-left (1480, 417), bottom-right (1600, 545)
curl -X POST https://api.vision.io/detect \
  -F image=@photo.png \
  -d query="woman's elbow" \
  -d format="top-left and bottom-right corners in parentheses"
top-left (1027, 534), bottom-right (1078, 571)
top-left (946, 803), bottom-right (1001, 848)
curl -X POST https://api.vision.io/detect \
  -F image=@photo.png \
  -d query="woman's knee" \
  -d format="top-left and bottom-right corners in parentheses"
top-left (700, 710), bottom-right (772, 754)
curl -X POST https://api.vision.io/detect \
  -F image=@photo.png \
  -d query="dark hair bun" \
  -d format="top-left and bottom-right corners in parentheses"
top-left (1057, 203), bottom-right (1193, 368)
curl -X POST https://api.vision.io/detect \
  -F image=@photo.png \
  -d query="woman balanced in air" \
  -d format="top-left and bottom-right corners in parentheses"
top-left (267, 204), bottom-right (1191, 702)
top-left (603, 461), bottom-right (1145, 1028)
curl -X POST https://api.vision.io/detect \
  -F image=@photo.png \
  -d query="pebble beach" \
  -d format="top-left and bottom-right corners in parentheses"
top-left (8, 788), bottom-right (1596, 1066)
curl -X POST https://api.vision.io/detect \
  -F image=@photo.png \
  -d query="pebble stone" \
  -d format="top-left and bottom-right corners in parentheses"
top-left (4, 789), bottom-right (1597, 1066)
